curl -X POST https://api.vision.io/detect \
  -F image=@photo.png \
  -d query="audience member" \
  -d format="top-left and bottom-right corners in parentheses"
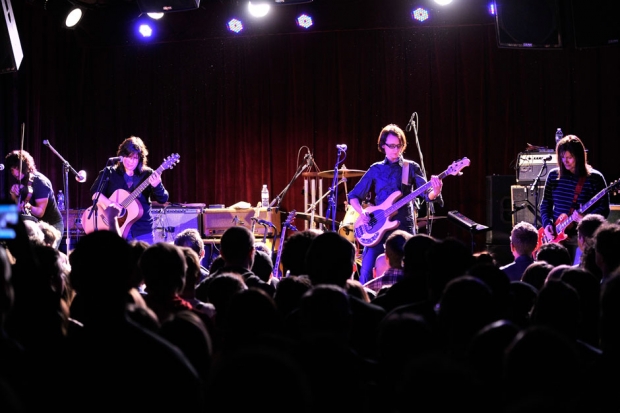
top-left (363, 229), bottom-right (411, 294)
top-left (593, 222), bottom-right (620, 283)
top-left (535, 242), bottom-right (572, 267)
top-left (279, 230), bottom-right (318, 277)
top-left (500, 221), bottom-right (538, 282)
top-left (520, 260), bottom-right (554, 291)
top-left (174, 228), bottom-right (210, 284)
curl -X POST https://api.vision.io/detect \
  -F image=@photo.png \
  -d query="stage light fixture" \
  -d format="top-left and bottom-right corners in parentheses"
top-left (296, 14), bottom-right (313, 29)
top-left (248, 1), bottom-right (270, 18)
top-left (227, 18), bottom-right (244, 33)
top-left (147, 12), bottom-right (164, 20)
top-left (412, 7), bottom-right (430, 22)
top-left (434, 0), bottom-right (452, 5)
top-left (64, 6), bottom-right (83, 28)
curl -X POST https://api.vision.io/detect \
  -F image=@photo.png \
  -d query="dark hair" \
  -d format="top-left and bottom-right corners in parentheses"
top-left (377, 124), bottom-right (407, 154)
top-left (556, 135), bottom-right (589, 178)
top-left (117, 136), bottom-right (148, 173)
top-left (174, 228), bottom-right (205, 256)
top-left (5, 150), bottom-right (37, 175)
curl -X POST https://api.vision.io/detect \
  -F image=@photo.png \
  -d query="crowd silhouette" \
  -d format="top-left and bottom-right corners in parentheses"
top-left (2, 212), bottom-right (620, 412)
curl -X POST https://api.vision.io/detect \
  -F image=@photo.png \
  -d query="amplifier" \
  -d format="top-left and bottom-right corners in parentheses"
top-left (152, 207), bottom-right (203, 243)
top-left (516, 151), bottom-right (557, 184)
top-left (60, 209), bottom-right (86, 236)
top-left (203, 208), bottom-right (281, 237)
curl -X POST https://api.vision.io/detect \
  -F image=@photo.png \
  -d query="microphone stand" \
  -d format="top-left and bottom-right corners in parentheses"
top-left (88, 160), bottom-right (115, 230)
top-left (529, 159), bottom-right (547, 227)
top-left (43, 140), bottom-right (85, 252)
top-left (325, 148), bottom-right (346, 232)
top-left (269, 156), bottom-right (310, 213)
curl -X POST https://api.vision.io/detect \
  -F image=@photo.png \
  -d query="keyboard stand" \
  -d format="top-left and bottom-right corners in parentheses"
top-left (447, 210), bottom-right (491, 254)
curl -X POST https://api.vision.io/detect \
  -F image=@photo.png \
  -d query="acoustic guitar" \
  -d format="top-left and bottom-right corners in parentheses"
top-left (82, 153), bottom-right (180, 237)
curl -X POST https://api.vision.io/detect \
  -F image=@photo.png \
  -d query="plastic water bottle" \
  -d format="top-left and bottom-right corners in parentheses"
top-left (57, 190), bottom-right (65, 210)
top-left (261, 184), bottom-right (269, 208)
top-left (555, 128), bottom-right (563, 146)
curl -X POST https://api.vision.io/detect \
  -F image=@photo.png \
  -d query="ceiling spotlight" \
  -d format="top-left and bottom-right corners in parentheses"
top-left (248, 1), bottom-right (270, 18)
top-left (64, 6), bottom-right (83, 28)
top-left (147, 12), bottom-right (164, 20)
top-left (434, 0), bottom-right (453, 5)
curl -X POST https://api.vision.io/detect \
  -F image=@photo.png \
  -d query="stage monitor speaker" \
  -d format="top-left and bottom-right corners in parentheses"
top-left (571, 0), bottom-right (619, 48)
top-left (152, 207), bottom-right (203, 244)
top-left (1, 0), bottom-right (23, 74)
top-left (494, 0), bottom-right (562, 49)
top-left (136, 0), bottom-right (200, 13)
top-left (486, 175), bottom-right (515, 245)
top-left (511, 185), bottom-right (544, 227)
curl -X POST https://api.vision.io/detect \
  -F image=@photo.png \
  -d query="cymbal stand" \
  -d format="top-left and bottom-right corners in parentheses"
top-left (325, 148), bottom-right (347, 232)
top-left (269, 154), bottom-right (310, 213)
top-left (306, 178), bottom-right (346, 230)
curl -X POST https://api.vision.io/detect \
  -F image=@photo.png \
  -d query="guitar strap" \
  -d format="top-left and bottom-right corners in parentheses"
top-left (401, 160), bottom-right (411, 187)
top-left (569, 176), bottom-right (587, 215)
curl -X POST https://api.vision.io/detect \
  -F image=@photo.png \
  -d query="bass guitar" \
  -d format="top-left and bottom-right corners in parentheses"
top-left (272, 210), bottom-right (297, 279)
top-left (536, 179), bottom-right (619, 250)
top-left (353, 157), bottom-right (471, 247)
top-left (82, 153), bottom-right (180, 237)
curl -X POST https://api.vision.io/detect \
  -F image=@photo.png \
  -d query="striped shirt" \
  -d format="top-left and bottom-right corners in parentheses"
top-left (540, 168), bottom-right (610, 231)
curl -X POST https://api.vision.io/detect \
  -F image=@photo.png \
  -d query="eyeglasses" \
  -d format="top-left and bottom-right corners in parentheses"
top-left (384, 143), bottom-right (403, 150)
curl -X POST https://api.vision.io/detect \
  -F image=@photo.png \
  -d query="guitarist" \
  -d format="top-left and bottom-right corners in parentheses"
top-left (540, 135), bottom-right (610, 265)
top-left (347, 124), bottom-right (443, 284)
top-left (89, 136), bottom-right (169, 245)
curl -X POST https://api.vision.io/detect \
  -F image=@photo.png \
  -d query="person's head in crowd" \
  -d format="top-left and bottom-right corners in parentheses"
top-left (174, 228), bottom-right (205, 259)
top-left (305, 231), bottom-right (355, 287)
top-left (23, 219), bottom-right (45, 246)
top-left (38, 220), bottom-right (62, 250)
top-left (252, 249), bottom-right (274, 283)
top-left (220, 226), bottom-right (255, 269)
top-left (138, 242), bottom-right (187, 314)
top-left (521, 260), bottom-right (554, 291)
top-left (535, 242), bottom-right (572, 267)
top-left (384, 229), bottom-right (412, 270)
top-left (509, 221), bottom-right (539, 258)
top-left (577, 213), bottom-right (607, 252)
top-left (594, 223), bottom-right (620, 279)
top-left (280, 230), bottom-right (318, 277)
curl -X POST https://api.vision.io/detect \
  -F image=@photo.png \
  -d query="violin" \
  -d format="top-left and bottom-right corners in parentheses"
top-left (14, 174), bottom-right (35, 216)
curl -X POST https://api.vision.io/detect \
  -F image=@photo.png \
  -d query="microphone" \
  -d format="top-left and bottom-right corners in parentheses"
top-left (43, 140), bottom-right (50, 146)
top-left (336, 144), bottom-right (347, 152)
top-left (542, 155), bottom-right (552, 161)
top-left (405, 112), bottom-right (416, 132)
top-left (0, 164), bottom-right (4, 171)
top-left (305, 152), bottom-right (313, 167)
top-left (108, 156), bottom-right (124, 162)
top-left (257, 219), bottom-right (276, 228)
top-left (76, 170), bottom-right (87, 183)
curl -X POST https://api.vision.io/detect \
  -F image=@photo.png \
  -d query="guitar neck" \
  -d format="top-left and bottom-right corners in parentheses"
top-left (384, 169), bottom-right (450, 216)
top-left (557, 185), bottom-right (610, 233)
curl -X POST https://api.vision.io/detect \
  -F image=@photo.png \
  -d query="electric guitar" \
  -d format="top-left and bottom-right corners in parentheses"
top-left (82, 154), bottom-right (180, 237)
top-left (536, 179), bottom-right (619, 250)
top-left (272, 210), bottom-right (297, 279)
top-left (353, 157), bottom-right (471, 247)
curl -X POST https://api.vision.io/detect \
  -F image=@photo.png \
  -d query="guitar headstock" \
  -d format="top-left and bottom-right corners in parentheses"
top-left (446, 157), bottom-right (471, 176)
top-left (285, 210), bottom-right (297, 224)
top-left (162, 153), bottom-right (181, 170)
top-left (610, 179), bottom-right (620, 196)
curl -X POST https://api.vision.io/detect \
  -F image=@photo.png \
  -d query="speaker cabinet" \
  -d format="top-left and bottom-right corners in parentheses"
top-left (1, 0), bottom-right (23, 74)
top-left (486, 175), bottom-right (516, 245)
top-left (571, 0), bottom-right (619, 48)
top-left (136, 0), bottom-right (200, 13)
top-left (494, 0), bottom-right (562, 49)
top-left (608, 205), bottom-right (620, 224)
top-left (152, 207), bottom-right (203, 243)
top-left (511, 185), bottom-right (544, 227)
